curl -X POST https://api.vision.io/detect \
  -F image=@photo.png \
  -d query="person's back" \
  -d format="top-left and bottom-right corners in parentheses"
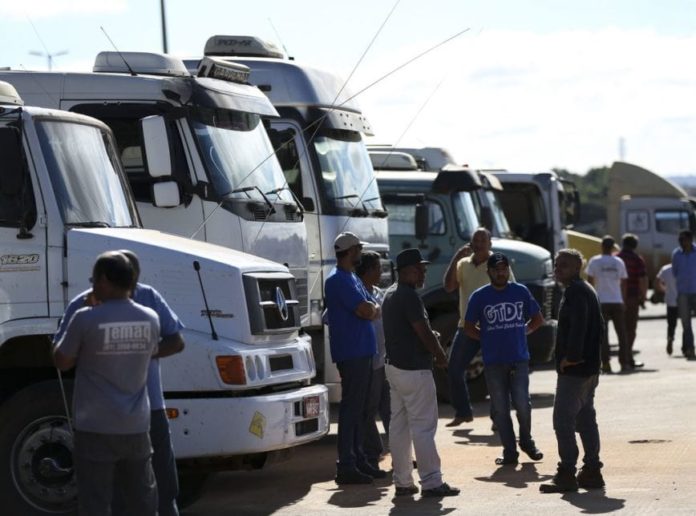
top-left (382, 282), bottom-right (432, 371)
top-left (586, 254), bottom-right (626, 304)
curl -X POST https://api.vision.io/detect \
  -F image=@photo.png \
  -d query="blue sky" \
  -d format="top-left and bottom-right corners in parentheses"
top-left (2, 0), bottom-right (696, 176)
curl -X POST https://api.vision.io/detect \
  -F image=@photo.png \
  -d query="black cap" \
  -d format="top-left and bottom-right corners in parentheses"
top-left (396, 248), bottom-right (430, 270)
top-left (487, 252), bottom-right (510, 269)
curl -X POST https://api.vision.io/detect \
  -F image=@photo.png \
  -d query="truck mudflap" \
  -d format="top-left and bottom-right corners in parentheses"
top-left (166, 383), bottom-right (329, 459)
top-left (528, 319), bottom-right (557, 365)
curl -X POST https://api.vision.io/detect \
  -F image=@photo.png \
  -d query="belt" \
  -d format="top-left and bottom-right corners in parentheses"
top-left (384, 358), bottom-right (425, 371)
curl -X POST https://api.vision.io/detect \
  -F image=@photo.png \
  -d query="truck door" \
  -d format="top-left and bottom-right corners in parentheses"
top-left (0, 124), bottom-right (46, 324)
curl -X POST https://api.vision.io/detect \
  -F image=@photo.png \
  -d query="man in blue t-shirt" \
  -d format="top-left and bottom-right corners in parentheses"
top-left (324, 232), bottom-right (384, 485)
top-left (54, 250), bottom-right (185, 516)
top-left (465, 252), bottom-right (545, 466)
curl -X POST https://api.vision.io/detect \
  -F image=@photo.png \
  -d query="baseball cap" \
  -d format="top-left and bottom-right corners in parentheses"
top-left (396, 248), bottom-right (430, 270)
top-left (334, 232), bottom-right (368, 253)
top-left (487, 252), bottom-right (510, 269)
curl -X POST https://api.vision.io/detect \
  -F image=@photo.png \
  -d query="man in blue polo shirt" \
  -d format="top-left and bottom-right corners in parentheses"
top-left (325, 232), bottom-right (385, 485)
top-left (672, 230), bottom-right (696, 360)
top-left (465, 252), bottom-right (544, 466)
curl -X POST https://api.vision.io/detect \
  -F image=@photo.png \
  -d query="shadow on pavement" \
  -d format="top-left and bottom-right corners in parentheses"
top-left (327, 483), bottom-right (390, 509)
top-left (474, 462), bottom-right (552, 489)
top-left (388, 495), bottom-right (458, 515)
top-left (531, 392), bottom-right (555, 410)
top-left (561, 490), bottom-right (626, 513)
top-left (451, 427), bottom-right (498, 447)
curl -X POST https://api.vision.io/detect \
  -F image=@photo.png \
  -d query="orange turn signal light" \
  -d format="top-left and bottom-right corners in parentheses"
top-left (216, 355), bottom-right (246, 385)
top-left (165, 408), bottom-right (179, 419)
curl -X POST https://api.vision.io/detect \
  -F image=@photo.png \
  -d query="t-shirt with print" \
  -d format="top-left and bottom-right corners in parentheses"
top-left (54, 283), bottom-right (184, 411)
top-left (465, 282), bottom-right (540, 365)
top-left (586, 254), bottom-right (627, 304)
top-left (55, 298), bottom-right (159, 434)
top-left (324, 268), bottom-right (377, 363)
top-left (455, 254), bottom-right (515, 327)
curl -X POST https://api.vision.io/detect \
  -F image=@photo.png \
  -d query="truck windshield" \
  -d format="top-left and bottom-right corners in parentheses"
top-left (451, 191), bottom-right (480, 241)
top-left (314, 132), bottom-right (384, 212)
top-left (190, 107), bottom-right (294, 203)
top-left (36, 120), bottom-right (137, 227)
top-left (485, 190), bottom-right (514, 238)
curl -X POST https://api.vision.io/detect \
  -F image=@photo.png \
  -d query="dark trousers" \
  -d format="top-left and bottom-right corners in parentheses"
top-left (624, 297), bottom-right (641, 357)
top-left (113, 410), bottom-right (179, 516)
top-left (667, 305), bottom-right (678, 341)
top-left (552, 374), bottom-right (602, 473)
top-left (363, 365), bottom-right (389, 465)
top-left (336, 356), bottom-right (373, 471)
top-left (448, 329), bottom-right (480, 419)
top-left (74, 431), bottom-right (157, 516)
top-left (601, 303), bottom-right (629, 366)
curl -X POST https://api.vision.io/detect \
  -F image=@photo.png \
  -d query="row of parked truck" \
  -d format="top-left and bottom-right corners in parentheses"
top-left (4, 33), bottom-right (692, 515)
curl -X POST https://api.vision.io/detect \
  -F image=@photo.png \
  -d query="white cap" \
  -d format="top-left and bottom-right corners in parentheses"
top-left (334, 232), bottom-right (368, 253)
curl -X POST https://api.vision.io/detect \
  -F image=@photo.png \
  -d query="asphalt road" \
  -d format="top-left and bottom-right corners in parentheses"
top-left (183, 304), bottom-right (696, 515)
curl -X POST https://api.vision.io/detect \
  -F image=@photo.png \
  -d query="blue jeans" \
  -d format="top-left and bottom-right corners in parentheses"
top-left (448, 329), bottom-right (480, 419)
top-left (553, 374), bottom-right (601, 473)
top-left (484, 361), bottom-right (534, 460)
top-left (677, 293), bottom-right (696, 353)
top-left (336, 356), bottom-right (373, 471)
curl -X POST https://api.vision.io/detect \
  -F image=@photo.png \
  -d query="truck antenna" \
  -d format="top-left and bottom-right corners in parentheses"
top-left (100, 26), bottom-right (137, 76)
top-left (268, 18), bottom-right (291, 59)
top-left (193, 260), bottom-right (219, 340)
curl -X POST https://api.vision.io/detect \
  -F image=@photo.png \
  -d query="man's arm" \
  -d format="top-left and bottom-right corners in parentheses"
top-left (53, 349), bottom-right (76, 371)
top-left (411, 319), bottom-right (448, 367)
top-left (355, 301), bottom-right (378, 320)
top-left (526, 312), bottom-right (544, 335)
top-left (443, 245), bottom-right (471, 293)
top-left (154, 332), bottom-right (185, 359)
top-left (463, 320), bottom-right (480, 340)
top-left (639, 276), bottom-right (648, 304)
top-left (621, 278), bottom-right (628, 302)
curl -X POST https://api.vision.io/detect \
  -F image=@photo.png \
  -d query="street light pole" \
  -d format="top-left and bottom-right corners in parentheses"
top-left (160, 0), bottom-right (168, 53)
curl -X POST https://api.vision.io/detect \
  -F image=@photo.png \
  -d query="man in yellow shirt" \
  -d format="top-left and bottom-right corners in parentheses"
top-left (442, 228), bottom-right (515, 426)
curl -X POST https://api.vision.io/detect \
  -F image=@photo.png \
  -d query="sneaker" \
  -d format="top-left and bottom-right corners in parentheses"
top-left (394, 485), bottom-right (419, 496)
top-left (520, 445), bottom-right (543, 461)
top-left (576, 466), bottom-right (605, 489)
top-left (630, 360), bottom-right (645, 368)
top-left (539, 470), bottom-right (578, 493)
top-left (422, 482), bottom-right (460, 497)
top-left (335, 468), bottom-right (373, 485)
top-left (495, 456), bottom-right (519, 466)
top-left (667, 338), bottom-right (673, 355)
top-left (357, 463), bottom-right (387, 479)
top-left (445, 415), bottom-right (473, 427)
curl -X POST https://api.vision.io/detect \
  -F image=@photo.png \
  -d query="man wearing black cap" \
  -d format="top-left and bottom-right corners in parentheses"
top-left (382, 248), bottom-right (459, 498)
top-left (324, 232), bottom-right (385, 485)
top-left (464, 252), bottom-right (544, 466)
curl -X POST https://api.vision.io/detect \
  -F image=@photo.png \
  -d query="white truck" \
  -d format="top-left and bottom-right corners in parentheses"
top-left (0, 51), bottom-right (311, 322)
top-left (185, 36), bottom-right (391, 401)
top-left (0, 82), bottom-right (327, 515)
top-left (608, 161), bottom-right (696, 283)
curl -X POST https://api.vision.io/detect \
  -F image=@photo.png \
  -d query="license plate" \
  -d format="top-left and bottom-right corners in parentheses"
top-left (303, 395), bottom-right (320, 418)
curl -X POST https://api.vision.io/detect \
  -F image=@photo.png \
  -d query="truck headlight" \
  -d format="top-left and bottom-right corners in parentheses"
top-left (215, 356), bottom-right (247, 385)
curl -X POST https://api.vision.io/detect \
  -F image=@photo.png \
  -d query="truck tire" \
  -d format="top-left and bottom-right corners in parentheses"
top-left (0, 380), bottom-right (76, 515)
top-left (430, 313), bottom-right (488, 403)
top-left (177, 471), bottom-right (210, 509)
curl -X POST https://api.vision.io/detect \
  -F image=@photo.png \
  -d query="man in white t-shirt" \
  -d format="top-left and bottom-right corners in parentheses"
top-left (586, 235), bottom-right (629, 373)
top-left (656, 264), bottom-right (679, 355)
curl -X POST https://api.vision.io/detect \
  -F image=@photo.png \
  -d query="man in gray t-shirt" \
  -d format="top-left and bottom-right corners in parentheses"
top-left (54, 251), bottom-right (160, 516)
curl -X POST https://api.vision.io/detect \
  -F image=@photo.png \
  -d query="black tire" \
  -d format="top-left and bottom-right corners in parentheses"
top-left (176, 471), bottom-right (210, 509)
top-left (0, 380), bottom-right (76, 516)
top-left (430, 312), bottom-right (488, 402)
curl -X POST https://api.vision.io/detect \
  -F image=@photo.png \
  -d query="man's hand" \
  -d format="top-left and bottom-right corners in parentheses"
top-left (456, 244), bottom-right (473, 260)
top-left (434, 349), bottom-right (448, 369)
top-left (559, 357), bottom-right (584, 373)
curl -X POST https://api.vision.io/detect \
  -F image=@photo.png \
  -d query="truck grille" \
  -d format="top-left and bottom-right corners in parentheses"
top-left (243, 273), bottom-right (301, 334)
top-left (527, 283), bottom-right (555, 320)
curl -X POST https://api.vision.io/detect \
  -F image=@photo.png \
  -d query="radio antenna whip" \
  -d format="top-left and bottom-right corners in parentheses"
top-left (100, 26), bottom-right (137, 76)
top-left (193, 261), bottom-right (218, 340)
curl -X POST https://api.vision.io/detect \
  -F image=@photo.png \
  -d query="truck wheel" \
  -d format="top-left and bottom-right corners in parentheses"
top-left (431, 313), bottom-right (488, 403)
top-left (0, 380), bottom-right (76, 515)
top-left (177, 471), bottom-right (210, 509)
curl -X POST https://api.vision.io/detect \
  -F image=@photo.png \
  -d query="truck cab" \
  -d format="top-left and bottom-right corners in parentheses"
top-left (185, 36), bottom-right (391, 401)
top-left (0, 82), bottom-right (327, 515)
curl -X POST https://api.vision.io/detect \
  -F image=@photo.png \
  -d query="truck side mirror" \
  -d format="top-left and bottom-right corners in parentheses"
top-left (415, 203), bottom-right (429, 240)
top-left (141, 115), bottom-right (174, 178)
top-left (480, 206), bottom-right (494, 231)
top-left (152, 181), bottom-right (181, 207)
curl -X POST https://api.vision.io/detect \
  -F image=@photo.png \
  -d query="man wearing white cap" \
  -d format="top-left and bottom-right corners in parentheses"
top-left (325, 232), bottom-right (385, 485)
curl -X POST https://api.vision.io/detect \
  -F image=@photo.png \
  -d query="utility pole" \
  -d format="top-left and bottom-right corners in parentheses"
top-left (160, 0), bottom-right (168, 53)
top-left (29, 50), bottom-right (68, 71)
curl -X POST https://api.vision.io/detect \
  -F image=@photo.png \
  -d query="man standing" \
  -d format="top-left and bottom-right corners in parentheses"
top-left (617, 233), bottom-right (647, 370)
top-left (655, 263), bottom-right (679, 355)
top-left (671, 230), bottom-right (696, 360)
top-left (541, 249), bottom-right (605, 493)
top-left (586, 236), bottom-right (629, 373)
top-left (443, 228), bottom-right (515, 426)
top-left (382, 248), bottom-right (459, 498)
top-left (55, 250), bottom-right (185, 516)
top-left (464, 252), bottom-right (544, 466)
top-left (324, 232), bottom-right (385, 485)
top-left (54, 251), bottom-right (159, 515)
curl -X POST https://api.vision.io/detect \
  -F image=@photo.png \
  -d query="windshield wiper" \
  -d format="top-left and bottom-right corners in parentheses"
top-left (224, 186), bottom-right (276, 215)
top-left (329, 193), bottom-right (360, 208)
top-left (66, 222), bottom-right (111, 228)
top-left (265, 185), bottom-right (304, 216)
